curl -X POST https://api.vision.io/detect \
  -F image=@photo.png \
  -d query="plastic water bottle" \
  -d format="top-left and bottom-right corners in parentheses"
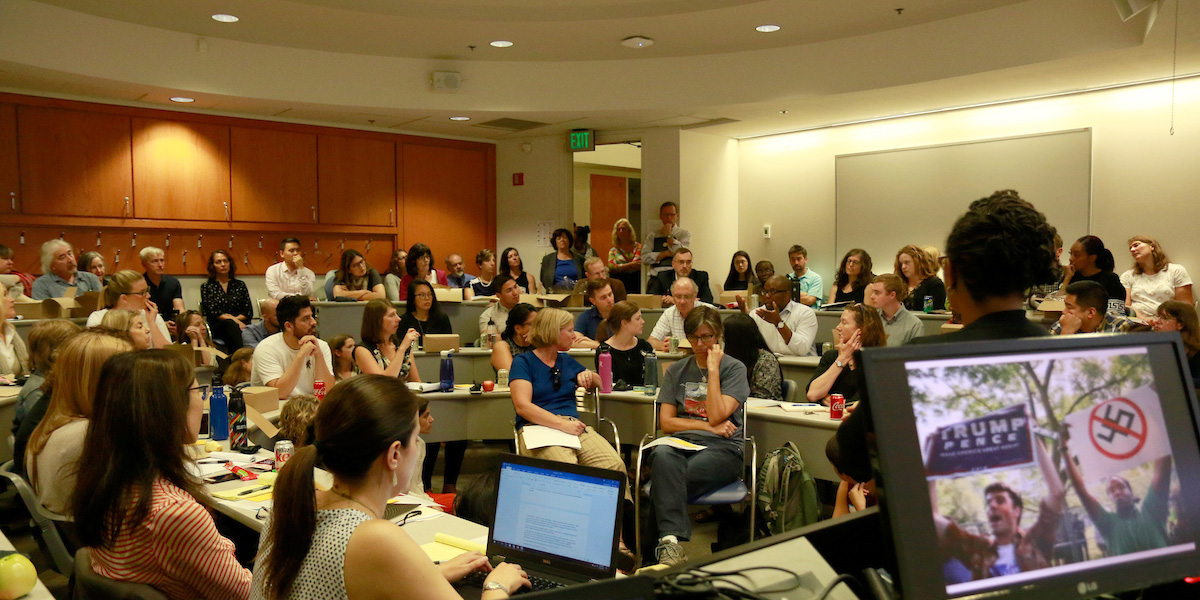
top-left (209, 376), bottom-right (229, 441)
top-left (643, 352), bottom-right (658, 395)
top-left (599, 350), bottom-right (613, 393)
top-left (439, 350), bottom-right (455, 392)
top-left (228, 386), bottom-right (248, 451)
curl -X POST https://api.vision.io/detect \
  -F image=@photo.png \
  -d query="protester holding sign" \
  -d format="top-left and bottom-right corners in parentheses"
top-left (1062, 441), bottom-right (1172, 556)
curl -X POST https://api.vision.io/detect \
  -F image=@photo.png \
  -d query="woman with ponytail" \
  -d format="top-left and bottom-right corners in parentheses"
top-left (251, 375), bottom-right (529, 600)
top-left (1064, 235), bottom-right (1125, 315)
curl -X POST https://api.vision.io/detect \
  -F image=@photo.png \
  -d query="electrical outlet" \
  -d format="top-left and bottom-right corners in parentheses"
top-left (763, 225), bottom-right (771, 239)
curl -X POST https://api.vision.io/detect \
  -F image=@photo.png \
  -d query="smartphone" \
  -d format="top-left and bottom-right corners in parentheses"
top-left (199, 410), bottom-right (211, 439)
top-left (204, 472), bottom-right (239, 484)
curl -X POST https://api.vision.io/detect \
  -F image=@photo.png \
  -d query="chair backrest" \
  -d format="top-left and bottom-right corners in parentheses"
top-left (782, 379), bottom-right (798, 403)
top-left (73, 548), bottom-right (170, 600)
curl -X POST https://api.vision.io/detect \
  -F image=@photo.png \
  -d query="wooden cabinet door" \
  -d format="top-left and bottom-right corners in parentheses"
top-left (132, 118), bottom-right (231, 221)
top-left (230, 126), bottom-right (318, 224)
top-left (400, 143), bottom-right (491, 267)
top-left (17, 106), bottom-right (133, 217)
top-left (0, 104), bottom-right (18, 215)
top-left (318, 135), bottom-right (396, 226)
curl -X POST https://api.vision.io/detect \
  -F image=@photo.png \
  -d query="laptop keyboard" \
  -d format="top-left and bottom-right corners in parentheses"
top-left (460, 569), bottom-right (566, 594)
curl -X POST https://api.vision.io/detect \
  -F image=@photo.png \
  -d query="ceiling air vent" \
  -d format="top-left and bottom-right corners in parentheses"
top-left (473, 118), bottom-right (549, 132)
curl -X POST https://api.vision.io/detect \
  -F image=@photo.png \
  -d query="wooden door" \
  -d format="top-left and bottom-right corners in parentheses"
top-left (0, 104), bottom-right (18, 216)
top-left (132, 118), bottom-right (231, 221)
top-left (318, 135), bottom-right (396, 226)
top-left (17, 106), bottom-right (133, 217)
top-left (230, 126), bottom-right (318, 224)
top-left (589, 174), bottom-right (627, 262)
top-left (400, 143), bottom-right (491, 271)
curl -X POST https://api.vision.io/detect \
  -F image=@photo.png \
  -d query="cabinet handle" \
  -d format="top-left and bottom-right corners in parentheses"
top-left (389, 208), bottom-right (394, 226)
top-left (9, 192), bottom-right (14, 211)
top-left (224, 201), bottom-right (229, 220)
top-left (124, 197), bottom-right (130, 215)
top-left (311, 205), bottom-right (317, 221)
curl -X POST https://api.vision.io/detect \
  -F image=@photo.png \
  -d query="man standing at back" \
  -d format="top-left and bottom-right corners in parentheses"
top-left (867, 274), bottom-right (924, 346)
top-left (251, 295), bottom-right (333, 399)
top-left (642, 201), bottom-right (691, 283)
top-left (265, 237), bottom-right (315, 300)
top-left (31, 240), bottom-right (103, 300)
top-left (741, 274), bottom-right (817, 355)
top-left (141, 246), bottom-right (184, 336)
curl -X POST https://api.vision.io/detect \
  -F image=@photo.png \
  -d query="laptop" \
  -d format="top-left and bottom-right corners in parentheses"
top-left (460, 454), bottom-right (626, 596)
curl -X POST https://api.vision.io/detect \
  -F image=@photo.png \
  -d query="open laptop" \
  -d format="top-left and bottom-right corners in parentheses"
top-left (459, 454), bottom-right (626, 596)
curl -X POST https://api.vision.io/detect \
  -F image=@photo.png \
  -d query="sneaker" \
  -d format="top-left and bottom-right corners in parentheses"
top-left (655, 539), bottom-right (687, 567)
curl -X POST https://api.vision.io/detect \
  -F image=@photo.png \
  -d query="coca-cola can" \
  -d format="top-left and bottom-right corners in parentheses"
top-left (275, 440), bottom-right (294, 471)
top-left (830, 394), bottom-right (845, 420)
top-left (313, 380), bottom-right (327, 401)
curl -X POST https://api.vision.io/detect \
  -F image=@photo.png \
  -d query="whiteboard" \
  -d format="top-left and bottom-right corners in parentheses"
top-left (835, 130), bottom-right (1092, 271)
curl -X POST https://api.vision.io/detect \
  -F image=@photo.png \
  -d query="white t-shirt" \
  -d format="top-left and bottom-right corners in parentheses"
top-left (1120, 263), bottom-right (1192, 317)
top-left (86, 308), bottom-right (172, 342)
top-left (250, 333), bottom-right (333, 397)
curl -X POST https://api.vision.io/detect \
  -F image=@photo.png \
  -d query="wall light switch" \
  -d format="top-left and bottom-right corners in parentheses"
top-left (763, 225), bottom-right (771, 239)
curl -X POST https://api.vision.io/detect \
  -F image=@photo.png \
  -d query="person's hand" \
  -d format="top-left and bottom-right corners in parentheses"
top-left (438, 551), bottom-right (490, 583)
top-left (708, 420), bottom-right (736, 437)
top-left (1058, 312), bottom-right (1083, 335)
top-left (400, 328), bottom-right (420, 349)
top-left (660, 295), bottom-right (674, 308)
top-left (146, 299), bottom-right (160, 320)
top-left (707, 343), bottom-right (724, 373)
top-left (576, 370), bottom-right (600, 389)
top-left (559, 417), bottom-right (586, 436)
top-left (837, 330), bottom-right (861, 364)
top-left (235, 319), bottom-right (247, 330)
top-left (294, 255), bottom-right (304, 269)
top-left (485, 563), bottom-right (531, 594)
top-left (754, 304), bottom-right (782, 325)
top-left (1062, 262), bottom-right (1076, 285)
top-left (186, 325), bottom-right (203, 341)
top-left (848, 483), bottom-right (867, 511)
top-left (298, 335), bottom-right (320, 358)
top-left (844, 401), bottom-right (858, 414)
top-left (735, 294), bottom-right (749, 314)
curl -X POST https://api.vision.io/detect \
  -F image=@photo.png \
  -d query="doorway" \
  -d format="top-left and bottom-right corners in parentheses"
top-left (573, 142), bottom-right (642, 292)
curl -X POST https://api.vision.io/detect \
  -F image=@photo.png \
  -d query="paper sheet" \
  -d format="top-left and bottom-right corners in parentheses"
top-left (421, 532), bottom-right (487, 562)
top-left (747, 398), bottom-right (782, 408)
top-left (779, 403), bottom-right (825, 414)
top-left (642, 436), bottom-right (706, 451)
top-left (520, 425), bottom-right (582, 450)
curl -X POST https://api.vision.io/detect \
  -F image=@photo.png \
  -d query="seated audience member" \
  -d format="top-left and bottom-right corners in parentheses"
top-left (354, 299), bottom-right (421, 383)
top-left (453, 459), bottom-right (502, 527)
top-left (723, 251), bottom-right (757, 292)
top-left (383, 248), bottom-right (409, 302)
top-left (786, 245), bottom-right (822, 308)
top-left (574, 278), bottom-right (617, 346)
top-left (837, 190), bottom-right (1058, 485)
top-left (467, 249), bottom-right (497, 299)
top-left (807, 303), bottom-right (885, 405)
top-left (895, 245), bottom-right (945, 312)
top-left (572, 225), bottom-right (598, 260)
top-left (12, 319), bottom-right (79, 437)
top-left (415, 397), bottom-right (458, 512)
top-left (1122, 235), bottom-right (1193, 319)
top-left (72, 350), bottom-right (251, 599)
top-left (397, 243), bottom-right (448, 301)
top-left (649, 306), bottom-right (749, 566)
top-left (87, 269), bottom-right (172, 348)
top-left (100, 309), bottom-right (153, 350)
top-left (399, 279), bottom-right (453, 346)
top-left (500, 247), bottom-right (539, 294)
top-left (332, 249), bottom-right (386, 301)
top-left (0, 285), bottom-right (30, 378)
top-left (79, 250), bottom-right (109, 286)
top-left (596, 300), bottom-right (654, 386)
top-left (608, 218), bottom-right (643, 294)
top-left (242, 298), bottom-right (280, 349)
top-left (1051, 281), bottom-right (1134, 335)
top-left (251, 295), bottom-right (335, 399)
top-left (0, 243), bottom-right (36, 298)
top-left (175, 310), bottom-right (218, 365)
top-left (141, 246), bottom-right (184, 330)
top-left (329, 334), bottom-right (358, 382)
top-left (828, 248), bottom-right (873, 305)
top-left (491, 303), bottom-right (538, 374)
top-left (753, 260), bottom-right (775, 303)
top-left (642, 201), bottom-right (691, 282)
top-left (1153, 300), bottom-right (1200, 381)
top-left (723, 313), bottom-right (782, 401)
top-left (478, 274), bottom-right (522, 335)
top-left (739, 274), bottom-right (818, 356)
top-left (1028, 232), bottom-right (1066, 308)
top-left (31, 239), bottom-right (103, 300)
top-left (1064, 235), bottom-right (1125, 315)
top-left (1062, 437), bottom-right (1172, 556)
top-left (647, 248), bottom-right (714, 306)
top-left (540, 228), bottom-right (585, 292)
top-left (201, 249), bottom-right (253, 351)
top-left (24, 329), bottom-right (132, 509)
top-left (571, 257), bottom-right (628, 304)
top-left (265, 237), bottom-right (316, 300)
top-left (867, 274), bottom-right (925, 346)
top-left (648, 277), bottom-right (716, 352)
top-left (223, 347), bottom-right (255, 386)
top-left (251, 375), bottom-right (528, 600)
top-left (825, 436), bottom-right (875, 517)
top-left (277, 394), bottom-right (319, 448)
top-left (444, 253), bottom-right (478, 289)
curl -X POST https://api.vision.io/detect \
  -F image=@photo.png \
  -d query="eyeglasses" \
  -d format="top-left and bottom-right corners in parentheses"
top-left (255, 507), bottom-right (271, 520)
top-left (189, 384), bottom-right (211, 399)
top-left (127, 290), bottom-right (151, 297)
top-left (550, 367), bottom-right (562, 391)
top-left (764, 287), bottom-right (790, 295)
top-left (413, 292), bottom-right (433, 299)
top-left (686, 333), bottom-right (717, 345)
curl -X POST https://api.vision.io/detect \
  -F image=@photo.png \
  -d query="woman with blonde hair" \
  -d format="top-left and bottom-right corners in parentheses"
top-left (608, 218), bottom-right (643, 294)
top-left (1121, 236), bottom-right (1193, 319)
top-left (895, 245), bottom-right (945, 312)
top-left (86, 269), bottom-right (171, 348)
top-left (0, 285), bottom-right (30, 378)
top-left (24, 329), bottom-right (134, 512)
top-left (100, 309), bottom-right (152, 350)
top-left (806, 303), bottom-right (886, 406)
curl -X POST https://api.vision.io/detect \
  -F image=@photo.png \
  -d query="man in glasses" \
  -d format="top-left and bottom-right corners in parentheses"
top-left (738, 274), bottom-right (818, 356)
top-left (648, 248), bottom-right (713, 307)
top-left (649, 277), bottom-right (716, 352)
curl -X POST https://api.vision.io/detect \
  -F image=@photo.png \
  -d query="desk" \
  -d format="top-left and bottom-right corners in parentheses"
top-left (0, 526), bottom-right (55, 600)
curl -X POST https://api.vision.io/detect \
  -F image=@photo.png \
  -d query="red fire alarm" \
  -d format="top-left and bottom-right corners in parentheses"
top-left (512, 173), bottom-right (524, 186)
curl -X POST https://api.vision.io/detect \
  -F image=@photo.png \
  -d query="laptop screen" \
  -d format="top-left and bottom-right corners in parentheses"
top-left (491, 457), bottom-right (623, 573)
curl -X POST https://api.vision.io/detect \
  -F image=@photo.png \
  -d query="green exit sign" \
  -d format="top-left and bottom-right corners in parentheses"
top-left (569, 130), bottom-right (595, 152)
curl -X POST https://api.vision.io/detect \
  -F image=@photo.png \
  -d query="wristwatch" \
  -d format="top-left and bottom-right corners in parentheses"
top-left (775, 321), bottom-right (786, 329)
top-left (834, 359), bottom-right (846, 368)
top-left (483, 582), bottom-right (510, 595)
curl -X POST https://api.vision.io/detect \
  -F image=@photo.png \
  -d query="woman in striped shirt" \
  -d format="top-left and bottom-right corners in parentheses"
top-left (70, 350), bottom-right (251, 600)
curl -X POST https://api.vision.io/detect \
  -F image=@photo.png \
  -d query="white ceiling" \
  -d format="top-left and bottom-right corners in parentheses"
top-left (0, 0), bottom-right (1195, 140)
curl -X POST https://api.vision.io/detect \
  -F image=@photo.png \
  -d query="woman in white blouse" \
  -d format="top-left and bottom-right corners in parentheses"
top-left (1121, 236), bottom-right (1193, 319)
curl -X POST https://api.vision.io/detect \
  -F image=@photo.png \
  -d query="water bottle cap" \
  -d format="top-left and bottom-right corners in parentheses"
top-left (441, 350), bottom-right (450, 357)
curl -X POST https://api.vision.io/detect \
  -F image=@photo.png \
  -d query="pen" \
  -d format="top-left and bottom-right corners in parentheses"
top-left (197, 459), bottom-right (228, 464)
top-left (237, 484), bottom-right (271, 496)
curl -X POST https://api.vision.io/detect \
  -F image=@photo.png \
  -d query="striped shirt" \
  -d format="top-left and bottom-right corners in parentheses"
top-left (90, 478), bottom-right (251, 600)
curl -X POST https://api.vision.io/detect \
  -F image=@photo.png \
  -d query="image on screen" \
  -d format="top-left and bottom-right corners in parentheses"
top-left (904, 346), bottom-right (1198, 597)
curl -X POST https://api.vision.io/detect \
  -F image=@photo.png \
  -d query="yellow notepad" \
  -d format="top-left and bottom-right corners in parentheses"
top-left (421, 533), bottom-right (486, 562)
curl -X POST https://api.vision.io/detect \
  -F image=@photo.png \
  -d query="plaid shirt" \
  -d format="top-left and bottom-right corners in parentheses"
top-left (1049, 313), bottom-right (1134, 335)
top-left (940, 498), bottom-right (1062, 580)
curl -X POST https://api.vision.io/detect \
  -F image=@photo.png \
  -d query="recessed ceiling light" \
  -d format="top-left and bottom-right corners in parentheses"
top-left (449, 116), bottom-right (470, 121)
top-left (490, 40), bottom-right (514, 48)
top-left (211, 14), bottom-right (239, 23)
top-left (621, 36), bottom-right (654, 49)
top-left (170, 97), bottom-right (195, 103)
top-left (756, 24), bottom-right (781, 33)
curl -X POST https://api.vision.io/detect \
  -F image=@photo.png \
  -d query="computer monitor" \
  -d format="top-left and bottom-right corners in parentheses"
top-left (863, 332), bottom-right (1200, 599)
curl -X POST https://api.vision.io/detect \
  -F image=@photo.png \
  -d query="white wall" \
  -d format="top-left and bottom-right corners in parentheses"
top-left (495, 136), bottom-right (575, 275)
top-left (680, 130), bottom-right (739, 292)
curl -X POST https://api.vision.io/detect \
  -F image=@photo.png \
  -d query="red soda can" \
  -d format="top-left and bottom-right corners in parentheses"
top-left (274, 440), bottom-right (294, 471)
top-left (313, 380), bottom-right (326, 401)
top-left (830, 394), bottom-right (845, 420)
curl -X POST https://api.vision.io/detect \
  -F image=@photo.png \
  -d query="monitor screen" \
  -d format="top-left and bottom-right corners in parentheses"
top-left (864, 333), bottom-right (1200, 599)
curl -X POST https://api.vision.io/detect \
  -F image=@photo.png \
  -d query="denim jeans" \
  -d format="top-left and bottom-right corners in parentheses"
top-left (649, 436), bottom-right (744, 541)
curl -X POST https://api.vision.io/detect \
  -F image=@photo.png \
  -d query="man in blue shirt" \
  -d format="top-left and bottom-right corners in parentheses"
top-left (31, 239), bottom-right (103, 300)
top-left (574, 278), bottom-right (616, 346)
top-left (443, 253), bottom-right (478, 289)
top-left (241, 298), bottom-right (280, 348)
top-left (786, 244), bottom-right (823, 309)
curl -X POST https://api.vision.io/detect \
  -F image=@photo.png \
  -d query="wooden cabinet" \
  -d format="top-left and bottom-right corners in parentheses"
top-left (132, 118), bottom-right (231, 221)
top-left (400, 143), bottom-right (492, 265)
top-left (17, 105), bottom-right (133, 217)
top-left (0, 104), bottom-right (18, 215)
top-left (230, 126), bottom-right (318, 224)
top-left (318, 134), bottom-right (396, 226)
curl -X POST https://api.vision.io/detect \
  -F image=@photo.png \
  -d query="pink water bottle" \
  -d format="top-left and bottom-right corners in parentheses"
top-left (599, 350), bottom-right (613, 393)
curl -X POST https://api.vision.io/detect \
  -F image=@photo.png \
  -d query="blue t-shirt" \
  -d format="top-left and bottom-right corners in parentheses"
top-left (554, 258), bottom-right (578, 288)
top-left (510, 351), bottom-right (587, 429)
top-left (574, 307), bottom-right (604, 340)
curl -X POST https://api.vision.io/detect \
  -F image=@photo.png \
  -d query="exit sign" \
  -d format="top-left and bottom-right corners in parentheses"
top-left (569, 130), bottom-right (595, 152)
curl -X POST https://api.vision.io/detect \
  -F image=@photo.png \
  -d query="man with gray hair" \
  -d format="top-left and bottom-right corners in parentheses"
top-left (31, 239), bottom-right (103, 300)
top-left (141, 246), bottom-right (184, 332)
top-left (648, 277), bottom-right (715, 351)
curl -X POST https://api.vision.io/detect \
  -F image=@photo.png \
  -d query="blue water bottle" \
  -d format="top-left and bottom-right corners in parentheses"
top-left (643, 352), bottom-right (658, 396)
top-left (439, 350), bottom-right (455, 392)
top-left (209, 374), bottom-right (229, 441)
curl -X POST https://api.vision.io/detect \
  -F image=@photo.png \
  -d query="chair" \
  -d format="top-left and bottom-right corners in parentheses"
top-left (0, 460), bottom-right (75, 575)
top-left (72, 548), bottom-right (169, 600)
top-left (512, 389), bottom-right (621, 455)
top-left (782, 379), bottom-right (798, 404)
top-left (633, 400), bottom-right (757, 565)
